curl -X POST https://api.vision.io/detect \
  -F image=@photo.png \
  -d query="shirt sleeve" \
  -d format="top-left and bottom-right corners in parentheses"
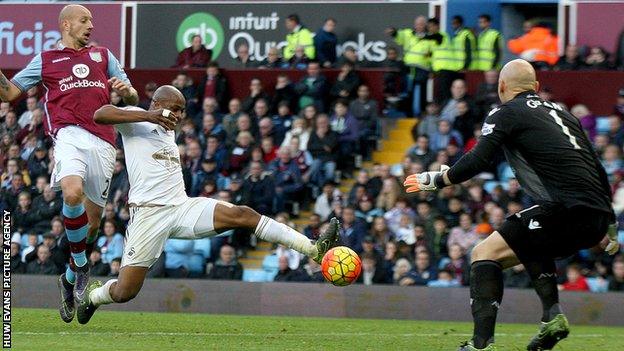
top-left (115, 106), bottom-right (145, 135)
top-left (10, 54), bottom-right (43, 92)
top-left (107, 49), bottom-right (131, 85)
top-left (447, 106), bottom-right (515, 184)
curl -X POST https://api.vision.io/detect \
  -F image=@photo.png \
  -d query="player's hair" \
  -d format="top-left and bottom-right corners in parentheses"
top-left (287, 14), bottom-right (300, 24)
top-left (479, 14), bottom-right (491, 22)
top-left (452, 15), bottom-right (464, 25)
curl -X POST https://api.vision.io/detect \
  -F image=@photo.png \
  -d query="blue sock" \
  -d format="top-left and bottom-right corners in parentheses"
top-left (65, 267), bottom-right (76, 284)
top-left (62, 202), bottom-right (89, 267)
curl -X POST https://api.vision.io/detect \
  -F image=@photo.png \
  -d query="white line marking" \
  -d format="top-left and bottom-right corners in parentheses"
top-left (13, 332), bottom-right (605, 338)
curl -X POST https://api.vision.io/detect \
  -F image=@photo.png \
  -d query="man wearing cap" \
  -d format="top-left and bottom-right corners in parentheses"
top-left (227, 173), bottom-right (249, 206)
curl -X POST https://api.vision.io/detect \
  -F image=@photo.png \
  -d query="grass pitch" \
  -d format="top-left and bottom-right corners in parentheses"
top-left (11, 308), bottom-right (624, 350)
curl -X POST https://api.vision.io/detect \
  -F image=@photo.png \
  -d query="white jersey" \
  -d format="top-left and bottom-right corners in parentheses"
top-left (116, 107), bottom-right (187, 206)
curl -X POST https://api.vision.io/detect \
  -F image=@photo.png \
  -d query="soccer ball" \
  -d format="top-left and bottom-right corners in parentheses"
top-left (321, 246), bottom-right (362, 286)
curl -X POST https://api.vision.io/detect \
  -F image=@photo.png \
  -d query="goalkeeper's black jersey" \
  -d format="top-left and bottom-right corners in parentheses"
top-left (447, 90), bottom-right (613, 215)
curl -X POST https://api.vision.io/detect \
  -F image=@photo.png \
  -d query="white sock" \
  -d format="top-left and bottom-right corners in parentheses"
top-left (254, 216), bottom-right (317, 257)
top-left (89, 279), bottom-right (117, 307)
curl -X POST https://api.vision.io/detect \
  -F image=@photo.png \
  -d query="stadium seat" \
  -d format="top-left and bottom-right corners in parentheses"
top-left (483, 181), bottom-right (501, 194)
top-left (262, 254), bottom-right (279, 280)
top-left (188, 253), bottom-right (206, 277)
top-left (164, 239), bottom-right (194, 270)
top-left (193, 238), bottom-right (212, 260)
top-left (242, 269), bottom-right (271, 282)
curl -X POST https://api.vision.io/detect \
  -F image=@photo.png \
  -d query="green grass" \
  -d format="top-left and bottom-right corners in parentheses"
top-left (10, 308), bottom-right (624, 350)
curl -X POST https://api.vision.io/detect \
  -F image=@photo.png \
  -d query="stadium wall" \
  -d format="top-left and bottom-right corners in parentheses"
top-left (12, 275), bottom-right (624, 326)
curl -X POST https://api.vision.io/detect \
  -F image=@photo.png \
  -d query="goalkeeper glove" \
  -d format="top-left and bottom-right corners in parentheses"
top-left (403, 165), bottom-right (450, 193)
top-left (605, 223), bottom-right (620, 255)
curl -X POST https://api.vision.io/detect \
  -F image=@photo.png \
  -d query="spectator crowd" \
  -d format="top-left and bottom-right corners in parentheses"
top-left (2, 12), bottom-right (624, 293)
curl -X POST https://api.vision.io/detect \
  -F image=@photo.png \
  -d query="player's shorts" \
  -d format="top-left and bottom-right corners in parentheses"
top-left (498, 204), bottom-right (611, 261)
top-left (50, 126), bottom-right (116, 207)
top-left (121, 197), bottom-right (221, 268)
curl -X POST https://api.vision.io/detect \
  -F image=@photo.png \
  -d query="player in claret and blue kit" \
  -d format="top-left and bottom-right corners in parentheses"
top-left (0, 5), bottom-right (138, 323)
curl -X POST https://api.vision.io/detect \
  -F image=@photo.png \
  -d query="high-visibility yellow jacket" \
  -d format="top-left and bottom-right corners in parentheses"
top-left (431, 31), bottom-right (459, 72)
top-left (284, 26), bottom-right (315, 60)
top-left (476, 28), bottom-right (503, 71)
top-left (453, 28), bottom-right (478, 71)
top-left (394, 29), bottom-right (433, 70)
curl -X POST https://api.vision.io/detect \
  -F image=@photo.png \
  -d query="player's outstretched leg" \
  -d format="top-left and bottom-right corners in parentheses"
top-left (211, 204), bottom-right (340, 261)
top-left (524, 260), bottom-right (569, 350)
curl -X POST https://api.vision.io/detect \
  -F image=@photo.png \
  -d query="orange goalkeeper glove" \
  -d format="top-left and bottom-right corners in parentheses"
top-left (403, 164), bottom-right (450, 193)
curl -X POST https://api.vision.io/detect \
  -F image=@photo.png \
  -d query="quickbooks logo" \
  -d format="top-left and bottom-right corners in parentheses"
top-left (176, 12), bottom-right (224, 59)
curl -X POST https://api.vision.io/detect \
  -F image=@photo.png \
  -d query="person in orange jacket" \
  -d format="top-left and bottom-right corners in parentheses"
top-left (508, 22), bottom-right (559, 68)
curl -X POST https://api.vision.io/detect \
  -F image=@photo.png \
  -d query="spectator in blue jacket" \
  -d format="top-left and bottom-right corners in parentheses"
top-left (97, 219), bottom-right (124, 264)
top-left (330, 99), bottom-right (359, 174)
top-left (339, 206), bottom-right (367, 253)
top-left (204, 135), bottom-right (228, 173)
top-left (314, 18), bottom-right (338, 68)
top-left (430, 119), bottom-right (463, 151)
top-left (269, 146), bottom-right (304, 213)
top-left (191, 157), bottom-right (227, 196)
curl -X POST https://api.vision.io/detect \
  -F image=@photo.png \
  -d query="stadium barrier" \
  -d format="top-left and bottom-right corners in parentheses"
top-left (3, 69), bottom-right (621, 116)
top-left (13, 275), bottom-right (624, 326)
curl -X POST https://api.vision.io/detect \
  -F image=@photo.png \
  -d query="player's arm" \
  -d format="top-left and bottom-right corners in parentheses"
top-left (94, 105), bottom-right (177, 130)
top-left (107, 50), bottom-right (139, 106)
top-left (404, 107), bottom-right (512, 192)
top-left (0, 54), bottom-right (42, 102)
top-left (0, 70), bottom-right (23, 102)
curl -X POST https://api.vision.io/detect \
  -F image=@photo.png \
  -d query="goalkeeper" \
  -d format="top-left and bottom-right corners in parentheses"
top-left (403, 59), bottom-right (618, 351)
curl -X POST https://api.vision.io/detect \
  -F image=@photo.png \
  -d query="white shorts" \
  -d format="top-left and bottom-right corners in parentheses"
top-left (51, 126), bottom-right (116, 207)
top-left (121, 197), bottom-right (220, 268)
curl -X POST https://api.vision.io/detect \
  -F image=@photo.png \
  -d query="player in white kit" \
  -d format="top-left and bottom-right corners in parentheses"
top-left (76, 86), bottom-right (340, 323)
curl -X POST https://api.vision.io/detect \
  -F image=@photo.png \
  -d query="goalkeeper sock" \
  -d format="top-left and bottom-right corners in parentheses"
top-left (525, 259), bottom-right (561, 322)
top-left (90, 279), bottom-right (117, 307)
top-left (470, 260), bottom-right (504, 349)
top-left (254, 215), bottom-right (317, 257)
top-left (62, 202), bottom-right (89, 267)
